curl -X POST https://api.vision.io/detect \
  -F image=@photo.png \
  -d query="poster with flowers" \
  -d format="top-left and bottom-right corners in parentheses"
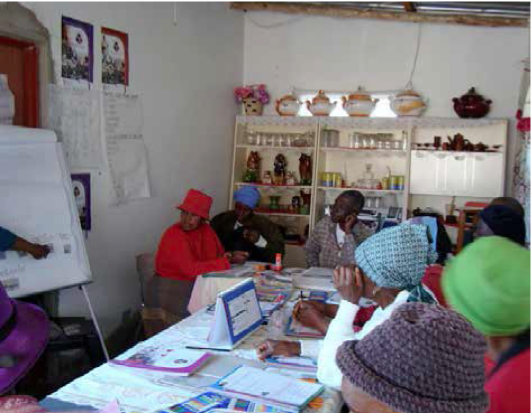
top-left (102, 27), bottom-right (129, 86)
top-left (61, 16), bottom-right (94, 83)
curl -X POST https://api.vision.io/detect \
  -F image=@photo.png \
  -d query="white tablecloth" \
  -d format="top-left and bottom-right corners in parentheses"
top-left (46, 295), bottom-right (342, 413)
top-left (188, 275), bottom-right (246, 314)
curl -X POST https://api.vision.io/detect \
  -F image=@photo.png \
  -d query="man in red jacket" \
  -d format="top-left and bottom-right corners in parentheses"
top-left (154, 189), bottom-right (248, 319)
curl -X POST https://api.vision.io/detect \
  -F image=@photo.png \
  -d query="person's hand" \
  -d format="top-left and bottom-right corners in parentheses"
top-left (256, 339), bottom-right (301, 360)
top-left (343, 214), bottom-right (358, 234)
top-left (333, 266), bottom-right (363, 305)
top-left (230, 251), bottom-right (249, 264)
top-left (28, 243), bottom-right (49, 260)
top-left (293, 301), bottom-right (329, 335)
top-left (243, 228), bottom-right (260, 245)
top-left (294, 299), bottom-right (326, 314)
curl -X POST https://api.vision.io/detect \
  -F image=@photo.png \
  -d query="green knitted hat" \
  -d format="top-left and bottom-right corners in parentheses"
top-left (442, 236), bottom-right (530, 337)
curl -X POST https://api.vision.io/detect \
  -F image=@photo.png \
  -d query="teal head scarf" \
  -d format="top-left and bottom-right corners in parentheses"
top-left (355, 224), bottom-right (438, 303)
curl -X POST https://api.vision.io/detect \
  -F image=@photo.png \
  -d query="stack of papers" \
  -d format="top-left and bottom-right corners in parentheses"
top-left (210, 366), bottom-right (323, 412)
top-left (111, 347), bottom-right (211, 376)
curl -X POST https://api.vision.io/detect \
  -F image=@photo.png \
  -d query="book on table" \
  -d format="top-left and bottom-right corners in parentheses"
top-left (111, 346), bottom-right (211, 376)
top-left (209, 365), bottom-right (324, 412)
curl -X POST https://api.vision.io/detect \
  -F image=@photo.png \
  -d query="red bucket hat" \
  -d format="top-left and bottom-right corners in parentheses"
top-left (177, 189), bottom-right (213, 220)
top-left (0, 284), bottom-right (49, 394)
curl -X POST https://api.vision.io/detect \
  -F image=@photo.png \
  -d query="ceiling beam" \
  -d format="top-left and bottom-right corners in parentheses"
top-left (230, 2), bottom-right (529, 28)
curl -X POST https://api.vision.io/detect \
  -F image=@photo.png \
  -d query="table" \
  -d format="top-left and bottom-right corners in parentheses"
top-left (43, 283), bottom-right (342, 413)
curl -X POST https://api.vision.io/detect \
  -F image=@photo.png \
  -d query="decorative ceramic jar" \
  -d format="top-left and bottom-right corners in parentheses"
top-left (452, 87), bottom-right (492, 119)
top-left (275, 94), bottom-right (301, 116)
top-left (390, 88), bottom-right (428, 117)
top-left (306, 90), bottom-right (336, 116)
top-left (342, 86), bottom-right (379, 117)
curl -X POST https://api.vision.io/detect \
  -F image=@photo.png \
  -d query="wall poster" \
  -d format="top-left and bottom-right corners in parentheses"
top-left (61, 16), bottom-right (94, 84)
top-left (102, 27), bottom-right (129, 86)
top-left (71, 173), bottom-right (91, 231)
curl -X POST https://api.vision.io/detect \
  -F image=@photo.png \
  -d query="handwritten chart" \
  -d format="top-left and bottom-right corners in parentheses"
top-left (103, 92), bottom-right (150, 205)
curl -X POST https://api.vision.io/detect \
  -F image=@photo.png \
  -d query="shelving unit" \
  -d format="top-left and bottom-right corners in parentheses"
top-left (228, 115), bottom-right (508, 266)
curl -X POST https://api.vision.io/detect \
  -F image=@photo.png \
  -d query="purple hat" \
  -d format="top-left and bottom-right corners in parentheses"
top-left (336, 302), bottom-right (489, 413)
top-left (0, 284), bottom-right (48, 394)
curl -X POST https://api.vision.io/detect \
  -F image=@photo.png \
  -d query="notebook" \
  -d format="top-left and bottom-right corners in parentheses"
top-left (111, 346), bottom-right (211, 376)
top-left (210, 366), bottom-right (323, 412)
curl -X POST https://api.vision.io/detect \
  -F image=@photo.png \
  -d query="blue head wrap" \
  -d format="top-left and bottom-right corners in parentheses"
top-left (355, 223), bottom-right (438, 303)
top-left (234, 186), bottom-right (260, 209)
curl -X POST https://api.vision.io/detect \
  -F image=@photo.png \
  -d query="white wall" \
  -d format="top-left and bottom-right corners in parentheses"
top-left (23, 2), bottom-right (244, 337)
top-left (243, 12), bottom-right (529, 194)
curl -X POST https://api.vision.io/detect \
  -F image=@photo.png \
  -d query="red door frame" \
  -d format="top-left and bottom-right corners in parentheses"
top-left (0, 35), bottom-right (39, 128)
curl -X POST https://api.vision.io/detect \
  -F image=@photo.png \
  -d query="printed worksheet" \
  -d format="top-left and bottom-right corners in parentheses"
top-left (227, 288), bottom-right (262, 337)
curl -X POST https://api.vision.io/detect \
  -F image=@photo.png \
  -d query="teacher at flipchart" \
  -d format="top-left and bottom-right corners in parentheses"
top-left (0, 226), bottom-right (49, 259)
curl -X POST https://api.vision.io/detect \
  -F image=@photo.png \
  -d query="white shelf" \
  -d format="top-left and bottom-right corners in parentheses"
top-left (411, 149), bottom-right (503, 155)
top-left (255, 211), bottom-right (310, 218)
top-left (235, 182), bottom-right (313, 190)
top-left (236, 145), bottom-right (314, 152)
top-left (319, 147), bottom-right (407, 153)
top-left (318, 186), bottom-right (403, 195)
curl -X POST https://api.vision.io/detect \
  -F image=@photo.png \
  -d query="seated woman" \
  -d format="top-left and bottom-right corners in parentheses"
top-left (443, 236), bottom-right (530, 413)
top-left (154, 189), bottom-right (248, 319)
top-left (258, 223), bottom-right (438, 389)
top-left (0, 226), bottom-right (49, 259)
top-left (0, 283), bottom-right (49, 412)
top-left (210, 186), bottom-right (284, 263)
top-left (337, 302), bottom-right (489, 413)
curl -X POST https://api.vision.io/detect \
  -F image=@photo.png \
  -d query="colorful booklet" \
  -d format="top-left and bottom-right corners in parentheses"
top-left (157, 391), bottom-right (291, 413)
top-left (210, 366), bottom-right (323, 412)
top-left (111, 346), bottom-right (211, 376)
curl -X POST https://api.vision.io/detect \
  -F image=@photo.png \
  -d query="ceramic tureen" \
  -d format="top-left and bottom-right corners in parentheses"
top-left (306, 90), bottom-right (336, 116)
top-left (390, 87), bottom-right (428, 117)
top-left (275, 94), bottom-right (301, 116)
top-left (342, 86), bottom-right (379, 117)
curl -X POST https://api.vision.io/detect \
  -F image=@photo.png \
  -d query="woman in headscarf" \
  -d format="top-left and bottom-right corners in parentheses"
top-left (257, 224), bottom-right (438, 389)
top-left (443, 236), bottom-right (530, 413)
top-left (337, 302), bottom-right (489, 413)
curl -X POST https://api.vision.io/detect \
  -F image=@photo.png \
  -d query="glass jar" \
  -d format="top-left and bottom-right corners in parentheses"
top-left (362, 164), bottom-right (375, 188)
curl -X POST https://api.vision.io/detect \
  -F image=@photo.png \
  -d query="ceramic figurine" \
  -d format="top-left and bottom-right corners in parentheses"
top-left (262, 170), bottom-right (273, 185)
top-left (243, 151), bottom-right (260, 183)
top-left (285, 171), bottom-right (297, 186)
top-left (273, 154), bottom-right (287, 185)
top-left (299, 153), bottom-right (312, 186)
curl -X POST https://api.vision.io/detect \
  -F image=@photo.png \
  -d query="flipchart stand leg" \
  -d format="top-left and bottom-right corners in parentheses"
top-left (81, 285), bottom-right (110, 362)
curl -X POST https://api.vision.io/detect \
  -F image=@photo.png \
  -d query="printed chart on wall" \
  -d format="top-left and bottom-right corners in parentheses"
top-left (46, 85), bottom-right (104, 169)
top-left (0, 126), bottom-right (91, 298)
top-left (103, 92), bottom-right (151, 205)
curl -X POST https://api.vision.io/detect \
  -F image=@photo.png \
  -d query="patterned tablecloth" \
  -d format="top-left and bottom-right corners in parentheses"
top-left (44, 290), bottom-right (342, 413)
